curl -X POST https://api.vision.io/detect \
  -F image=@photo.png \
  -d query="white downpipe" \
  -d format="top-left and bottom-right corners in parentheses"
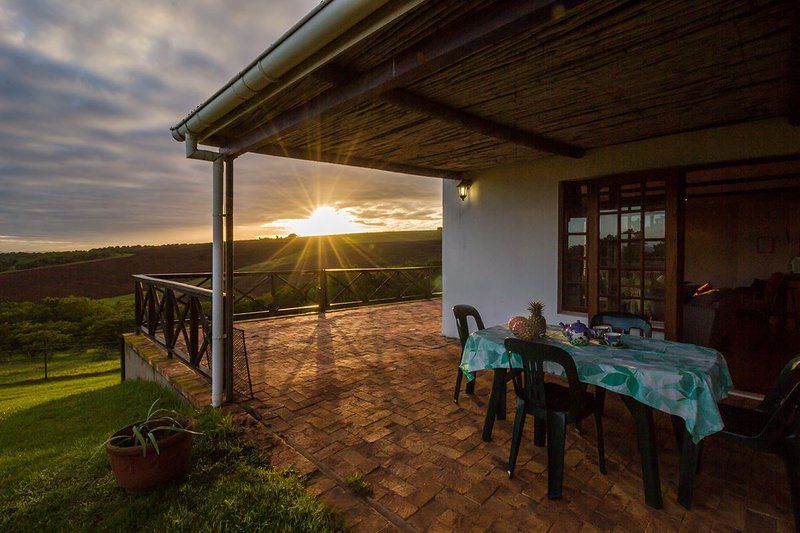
top-left (170, 0), bottom-right (426, 143)
top-left (184, 134), bottom-right (224, 406)
top-left (211, 157), bottom-right (224, 407)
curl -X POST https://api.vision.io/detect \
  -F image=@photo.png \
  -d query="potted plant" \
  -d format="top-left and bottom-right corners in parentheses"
top-left (104, 400), bottom-right (200, 492)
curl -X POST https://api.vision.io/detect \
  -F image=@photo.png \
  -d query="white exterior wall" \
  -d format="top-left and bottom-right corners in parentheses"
top-left (441, 118), bottom-right (800, 337)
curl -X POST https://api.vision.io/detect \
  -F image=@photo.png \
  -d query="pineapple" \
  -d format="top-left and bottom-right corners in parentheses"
top-left (527, 301), bottom-right (547, 338)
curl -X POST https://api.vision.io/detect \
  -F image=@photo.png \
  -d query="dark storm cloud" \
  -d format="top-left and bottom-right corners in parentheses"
top-left (0, 0), bottom-right (442, 251)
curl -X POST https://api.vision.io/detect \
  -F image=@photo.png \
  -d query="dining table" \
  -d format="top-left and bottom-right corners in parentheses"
top-left (460, 324), bottom-right (733, 510)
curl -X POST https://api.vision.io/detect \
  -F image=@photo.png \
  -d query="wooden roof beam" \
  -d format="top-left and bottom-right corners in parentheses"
top-left (789, 0), bottom-right (800, 126)
top-left (314, 65), bottom-right (584, 158)
top-left (252, 144), bottom-right (464, 180)
top-left (222, 0), bottom-right (589, 157)
top-left (383, 90), bottom-right (584, 158)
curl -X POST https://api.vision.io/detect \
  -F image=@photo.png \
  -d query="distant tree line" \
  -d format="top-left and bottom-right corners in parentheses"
top-left (0, 297), bottom-right (133, 360)
top-left (0, 249), bottom-right (129, 272)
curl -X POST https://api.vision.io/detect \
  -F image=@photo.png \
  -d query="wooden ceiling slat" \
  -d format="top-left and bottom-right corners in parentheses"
top-left (313, 64), bottom-right (584, 157)
top-left (201, 0), bottom-right (793, 174)
top-left (222, 0), bottom-right (592, 157)
top-left (251, 144), bottom-right (463, 179)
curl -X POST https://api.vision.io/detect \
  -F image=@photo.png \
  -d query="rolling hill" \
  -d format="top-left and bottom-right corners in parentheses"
top-left (0, 231), bottom-right (442, 301)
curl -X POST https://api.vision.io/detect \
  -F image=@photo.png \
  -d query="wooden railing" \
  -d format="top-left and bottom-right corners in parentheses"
top-left (145, 266), bottom-right (441, 320)
top-left (134, 274), bottom-right (213, 378)
top-left (133, 266), bottom-right (441, 386)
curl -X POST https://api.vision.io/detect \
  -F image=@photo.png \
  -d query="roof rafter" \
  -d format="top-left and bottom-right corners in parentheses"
top-left (314, 65), bottom-right (585, 158)
top-left (252, 144), bottom-right (464, 180)
top-left (222, 0), bottom-right (589, 157)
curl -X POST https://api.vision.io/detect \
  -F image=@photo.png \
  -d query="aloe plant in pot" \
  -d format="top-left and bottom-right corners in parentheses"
top-left (104, 400), bottom-right (201, 493)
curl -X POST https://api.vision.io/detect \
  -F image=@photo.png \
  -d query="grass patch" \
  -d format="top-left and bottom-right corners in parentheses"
top-left (0, 349), bottom-right (118, 386)
top-left (345, 472), bottom-right (373, 497)
top-left (0, 356), bottom-right (343, 532)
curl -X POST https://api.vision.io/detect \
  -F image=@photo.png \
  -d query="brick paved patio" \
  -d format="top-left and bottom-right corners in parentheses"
top-left (232, 300), bottom-right (794, 532)
top-left (128, 299), bottom-right (795, 531)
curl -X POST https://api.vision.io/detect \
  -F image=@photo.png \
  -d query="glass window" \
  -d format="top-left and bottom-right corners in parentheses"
top-left (561, 182), bottom-right (588, 312)
top-left (560, 178), bottom-right (667, 328)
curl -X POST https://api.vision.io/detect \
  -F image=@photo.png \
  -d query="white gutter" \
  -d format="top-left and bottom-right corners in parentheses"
top-left (170, 0), bottom-right (427, 144)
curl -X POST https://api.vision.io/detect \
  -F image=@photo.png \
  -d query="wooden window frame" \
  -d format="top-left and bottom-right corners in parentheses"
top-left (559, 169), bottom-right (684, 339)
top-left (558, 181), bottom-right (590, 315)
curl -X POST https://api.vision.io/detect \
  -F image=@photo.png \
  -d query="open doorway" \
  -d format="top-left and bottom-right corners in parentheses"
top-left (683, 159), bottom-right (800, 394)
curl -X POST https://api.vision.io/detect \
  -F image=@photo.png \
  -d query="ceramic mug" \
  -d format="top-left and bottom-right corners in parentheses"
top-left (604, 332), bottom-right (622, 347)
top-left (592, 325), bottom-right (612, 339)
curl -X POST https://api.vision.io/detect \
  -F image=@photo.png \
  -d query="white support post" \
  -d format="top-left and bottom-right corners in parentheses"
top-left (211, 157), bottom-right (224, 406)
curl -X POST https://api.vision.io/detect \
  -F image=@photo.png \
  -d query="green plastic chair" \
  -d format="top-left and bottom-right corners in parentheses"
top-left (590, 311), bottom-right (653, 338)
top-left (505, 337), bottom-right (606, 499)
top-left (453, 305), bottom-right (485, 404)
top-left (711, 356), bottom-right (800, 526)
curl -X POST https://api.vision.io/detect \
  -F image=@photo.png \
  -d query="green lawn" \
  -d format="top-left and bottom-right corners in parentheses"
top-left (0, 354), bottom-right (342, 532)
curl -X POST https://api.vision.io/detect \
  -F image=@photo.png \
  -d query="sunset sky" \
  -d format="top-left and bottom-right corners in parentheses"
top-left (0, 0), bottom-right (442, 252)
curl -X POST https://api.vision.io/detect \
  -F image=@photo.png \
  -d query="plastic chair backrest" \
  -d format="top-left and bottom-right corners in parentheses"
top-left (453, 305), bottom-right (485, 350)
top-left (505, 337), bottom-right (583, 421)
top-left (590, 311), bottom-right (653, 338)
top-left (759, 356), bottom-right (800, 444)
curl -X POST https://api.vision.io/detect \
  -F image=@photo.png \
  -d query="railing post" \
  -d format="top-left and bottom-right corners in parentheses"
top-left (425, 268), bottom-right (433, 299)
top-left (188, 297), bottom-right (199, 363)
top-left (270, 273), bottom-right (277, 314)
top-left (164, 289), bottom-right (175, 354)
top-left (319, 270), bottom-right (328, 312)
top-left (134, 281), bottom-right (143, 331)
top-left (147, 285), bottom-right (157, 336)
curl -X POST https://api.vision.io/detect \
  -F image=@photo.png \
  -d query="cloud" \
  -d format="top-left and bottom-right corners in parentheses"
top-left (0, 0), bottom-right (442, 252)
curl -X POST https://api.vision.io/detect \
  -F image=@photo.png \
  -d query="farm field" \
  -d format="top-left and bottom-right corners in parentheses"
top-left (0, 230), bottom-right (441, 301)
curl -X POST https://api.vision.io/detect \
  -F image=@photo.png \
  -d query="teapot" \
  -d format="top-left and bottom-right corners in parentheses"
top-left (559, 320), bottom-right (591, 345)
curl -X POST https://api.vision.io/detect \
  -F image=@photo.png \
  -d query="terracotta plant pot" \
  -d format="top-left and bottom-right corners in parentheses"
top-left (106, 417), bottom-right (193, 493)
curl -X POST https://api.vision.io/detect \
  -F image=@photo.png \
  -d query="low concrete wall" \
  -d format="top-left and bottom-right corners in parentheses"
top-left (122, 333), bottom-right (211, 407)
top-left (124, 341), bottom-right (176, 392)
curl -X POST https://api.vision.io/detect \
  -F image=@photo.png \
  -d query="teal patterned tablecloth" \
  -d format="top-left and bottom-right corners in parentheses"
top-left (461, 325), bottom-right (733, 443)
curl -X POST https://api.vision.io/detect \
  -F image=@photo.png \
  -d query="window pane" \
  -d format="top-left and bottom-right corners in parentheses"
top-left (645, 181), bottom-right (665, 209)
top-left (644, 271), bottom-right (665, 299)
top-left (599, 269), bottom-right (618, 297)
top-left (620, 271), bottom-right (642, 298)
top-left (621, 241), bottom-right (641, 268)
top-left (567, 235), bottom-right (586, 259)
top-left (599, 186), bottom-right (615, 210)
top-left (644, 240), bottom-right (665, 269)
top-left (565, 260), bottom-right (585, 283)
top-left (563, 284), bottom-right (585, 309)
top-left (620, 183), bottom-right (642, 211)
top-left (599, 214), bottom-right (617, 240)
top-left (621, 213), bottom-right (641, 239)
top-left (621, 298), bottom-right (642, 315)
top-left (600, 240), bottom-right (617, 268)
top-left (568, 216), bottom-right (586, 233)
top-left (564, 182), bottom-right (589, 210)
top-left (561, 181), bottom-right (588, 312)
top-left (644, 211), bottom-right (665, 239)
top-left (599, 296), bottom-right (619, 313)
top-left (644, 299), bottom-right (665, 322)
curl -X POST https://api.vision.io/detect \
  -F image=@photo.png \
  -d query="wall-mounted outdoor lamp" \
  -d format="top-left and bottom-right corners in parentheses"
top-left (457, 179), bottom-right (472, 201)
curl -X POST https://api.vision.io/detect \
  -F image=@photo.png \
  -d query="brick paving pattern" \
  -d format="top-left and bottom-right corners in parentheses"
top-left (132, 300), bottom-right (796, 531)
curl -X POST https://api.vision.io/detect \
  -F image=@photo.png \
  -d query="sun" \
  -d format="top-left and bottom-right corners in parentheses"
top-left (275, 206), bottom-right (366, 237)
